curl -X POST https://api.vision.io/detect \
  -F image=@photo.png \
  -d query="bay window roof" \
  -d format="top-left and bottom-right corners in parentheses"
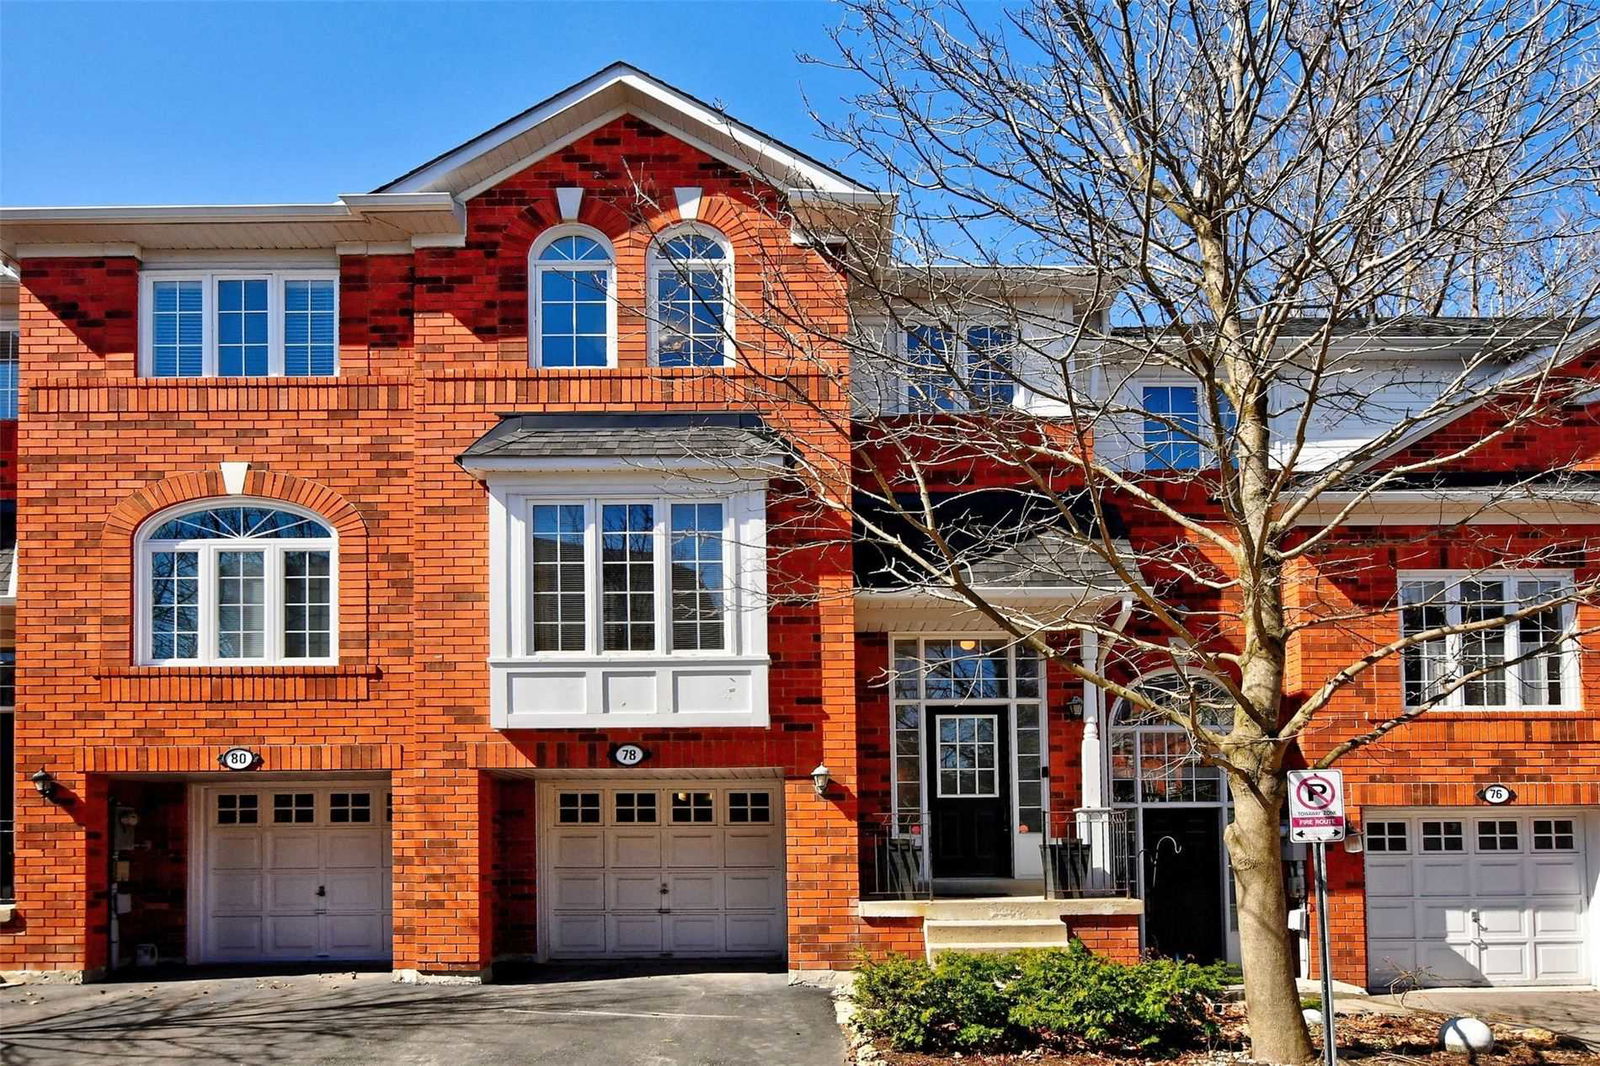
top-left (459, 412), bottom-right (790, 474)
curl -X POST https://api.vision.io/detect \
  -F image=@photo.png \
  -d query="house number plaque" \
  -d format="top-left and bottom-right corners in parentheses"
top-left (217, 747), bottom-right (262, 771)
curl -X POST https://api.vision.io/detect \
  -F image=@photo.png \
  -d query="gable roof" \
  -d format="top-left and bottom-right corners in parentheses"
top-left (1329, 318), bottom-right (1600, 477)
top-left (374, 62), bottom-right (883, 204)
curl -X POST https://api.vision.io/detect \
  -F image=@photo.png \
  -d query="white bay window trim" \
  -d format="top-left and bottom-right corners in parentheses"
top-left (139, 269), bottom-right (340, 378)
top-left (1398, 570), bottom-right (1580, 712)
top-left (487, 473), bottom-right (769, 728)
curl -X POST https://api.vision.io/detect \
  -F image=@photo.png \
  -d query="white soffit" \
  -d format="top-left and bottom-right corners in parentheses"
top-left (374, 62), bottom-right (880, 203)
top-left (0, 194), bottom-right (466, 257)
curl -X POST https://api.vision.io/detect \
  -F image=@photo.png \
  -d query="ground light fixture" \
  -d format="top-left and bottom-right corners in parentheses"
top-left (30, 767), bottom-right (75, 806)
top-left (810, 764), bottom-right (832, 797)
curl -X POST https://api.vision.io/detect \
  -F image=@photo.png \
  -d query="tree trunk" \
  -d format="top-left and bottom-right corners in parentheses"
top-left (1225, 774), bottom-right (1317, 1064)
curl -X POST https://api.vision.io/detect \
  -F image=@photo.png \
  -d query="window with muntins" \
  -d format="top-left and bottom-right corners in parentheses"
top-left (0, 330), bottom-right (18, 420)
top-left (1142, 385), bottom-right (1236, 470)
top-left (527, 496), bottom-right (729, 656)
top-left (1399, 574), bottom-right (1575, 710)
top-left (650, 227), bottom-right (731, 367)
top-left (140, 503), bottom-right (336, 665)
top-left (901, 325), bottom-right (1018, 412)
top-left (531, 230), bottom-right (614, 368)
top-left (142, 271), bottom-right (337, 378)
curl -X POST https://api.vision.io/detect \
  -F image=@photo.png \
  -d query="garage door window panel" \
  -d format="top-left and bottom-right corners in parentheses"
top-left (1533, 819), bottom-right (1576, 851)
top-left (1476, 820), bottom-right (1519, 851)
top-left (1421, 820), bottom-right (1464, 852)
top-left (559, 792), bottom-right (601, 824)
top-left (728, 792), bottom-right (770, 824)
top-left (275, 793), bottom-right (315, 824)
top-left (217, 793), bottom-right (259, 825)
top-left (330, 793), bottom-right (372, 824)
top-left (672, 791), bottom-right (715, 823)
top-left (1366, 821), bottom-right (1408, 853)
top-left (614, 792), bottom-right (658, 824)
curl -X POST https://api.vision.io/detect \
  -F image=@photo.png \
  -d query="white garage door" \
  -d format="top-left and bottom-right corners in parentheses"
top-left (541, 780), bottom-right (785, 959)
top-left (1365, 810), bottom-right (1590, 987)
top-left (196, 783), bottom-right (392, 964)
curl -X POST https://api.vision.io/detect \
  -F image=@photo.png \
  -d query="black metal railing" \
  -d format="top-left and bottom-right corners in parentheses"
top-left (862, 811), bottom-right (932, 900)
top-left (1041, 808), bottom-right (1135, 899)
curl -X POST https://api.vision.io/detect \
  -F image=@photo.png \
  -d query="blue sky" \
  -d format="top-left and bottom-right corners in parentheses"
top-left (0, 2), bottom-right (864, 206)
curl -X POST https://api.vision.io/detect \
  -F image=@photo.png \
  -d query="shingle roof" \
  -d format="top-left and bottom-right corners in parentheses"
top-left (459, 412), bottom-right (789, 466)
top-left (854, 488), bottom-right (1137, 593)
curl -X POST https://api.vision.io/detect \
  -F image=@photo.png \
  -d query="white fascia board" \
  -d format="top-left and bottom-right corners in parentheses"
top-left (382, 63), bottom-right (874, 200)
top-left (13, 242), bottom-right (143, 259)
top-left (458, 454), bottom-right (789, 479)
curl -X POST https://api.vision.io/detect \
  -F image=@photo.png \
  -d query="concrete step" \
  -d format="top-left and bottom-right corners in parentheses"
top-left (923, 918), bottom-right (1068, 947)
top-left (922, 897), bottom-right (1080, 922)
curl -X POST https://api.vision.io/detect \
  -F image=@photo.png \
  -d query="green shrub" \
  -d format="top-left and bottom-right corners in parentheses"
top-left (851, 942), bottom-right (1226, 1053)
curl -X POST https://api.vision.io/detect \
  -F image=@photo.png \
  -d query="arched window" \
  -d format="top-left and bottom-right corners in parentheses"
top-left (648, 225), bottom-right (732, 367)
top-left (531, 228), bottom-right (615, 368)
top-left (139, 502), bottom-right (336, 665)
top-left (1109, 671), bottom-right (1234, 804)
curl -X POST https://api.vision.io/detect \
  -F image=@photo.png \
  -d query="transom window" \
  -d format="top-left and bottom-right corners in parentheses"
top-left (1110, 671), bottom-right (1234, 805)
top-left (140, 503), bottom-right (336, 665)
top-left (142, 271), bottom-right (338, 378)
top-left (901, 325), bottom-right (1017, 412)
top-left (531, 230), bottom-right (614, 368)
top-left (527, 497), bottom-right (728, 655)
top-left (649, 227), bottom-right (732, 367)
top-left (1399, 574), bottom-right (1575, 710)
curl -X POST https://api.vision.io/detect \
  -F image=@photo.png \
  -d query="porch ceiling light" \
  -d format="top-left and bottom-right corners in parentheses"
top-left (810, 764), bottom-right (832, 797)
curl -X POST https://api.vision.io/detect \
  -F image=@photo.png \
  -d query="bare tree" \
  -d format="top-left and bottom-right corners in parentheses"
top-left (657, 1), bottom-right (1600, 1062)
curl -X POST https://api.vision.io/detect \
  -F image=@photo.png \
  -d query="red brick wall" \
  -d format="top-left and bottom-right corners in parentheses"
top-left (2, 117), bottom-right (862, 976)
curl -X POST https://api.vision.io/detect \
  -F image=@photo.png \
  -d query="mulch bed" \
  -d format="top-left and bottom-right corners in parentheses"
top-left (870, 1004), bottom-right (1599, 1065)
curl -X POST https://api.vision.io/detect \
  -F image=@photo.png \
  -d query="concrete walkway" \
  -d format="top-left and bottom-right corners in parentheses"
top-left (1369, 988), bottom-right (1600, 1046)
top-left (0, 962), bottom-right (848, 1066)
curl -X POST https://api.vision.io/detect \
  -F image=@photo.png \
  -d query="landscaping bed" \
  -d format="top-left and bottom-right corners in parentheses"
top-left (845, 947), bottom-right (1598, 1065)
top-left (866, 1003), bottom-right (1599, 1065)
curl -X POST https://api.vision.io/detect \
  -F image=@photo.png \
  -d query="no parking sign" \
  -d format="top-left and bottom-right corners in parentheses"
top-left (1288, 769), bottom-right (1346, 843)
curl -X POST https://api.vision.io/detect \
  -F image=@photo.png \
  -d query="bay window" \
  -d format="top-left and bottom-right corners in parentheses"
top-left (141, 271), bottom-right (338, 378)
top-left (489, 478), bottom-right (768, 728)
top-left (1399, 573), bottom-right (1576, 710)
top-left (140, 503), bottom-right (336, 665)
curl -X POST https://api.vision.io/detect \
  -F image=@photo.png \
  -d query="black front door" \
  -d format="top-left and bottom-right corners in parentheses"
top-left (927, 707), bottom-right (1011, 878)
top-left (1141, 807), bottom-right (1226, 962)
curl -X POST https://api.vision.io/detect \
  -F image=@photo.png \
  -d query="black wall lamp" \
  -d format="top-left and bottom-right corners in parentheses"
top-left (31, 768), bottom-right (75, 806)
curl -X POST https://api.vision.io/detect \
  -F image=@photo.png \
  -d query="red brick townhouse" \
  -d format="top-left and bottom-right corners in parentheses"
top-left (0, 64), bottom-right (1596, 990)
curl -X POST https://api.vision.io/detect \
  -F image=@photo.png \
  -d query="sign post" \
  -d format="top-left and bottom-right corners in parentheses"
top-left (1288, 769), bottom-right (1346, 1066)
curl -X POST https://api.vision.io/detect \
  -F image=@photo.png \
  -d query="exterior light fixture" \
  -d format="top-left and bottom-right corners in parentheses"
top-left (957, 639), bottom-right (978, 651)
top-left (30, 768), bottom-right (74, 806)
top-left (810, 764), bottom-right (832, 797)
top-left (1342, 829), bottom-right (1365, 854)
top-left (1066, 696), bottom-right (1085, 718)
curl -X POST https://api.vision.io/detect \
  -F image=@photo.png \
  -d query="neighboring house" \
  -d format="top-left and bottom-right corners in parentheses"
top-left (0, 64), bottom-right (1594, 991)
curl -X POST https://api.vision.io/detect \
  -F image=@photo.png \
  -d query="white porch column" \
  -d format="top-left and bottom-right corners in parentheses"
top-left (1079, 630), bottom-right (1107, 809)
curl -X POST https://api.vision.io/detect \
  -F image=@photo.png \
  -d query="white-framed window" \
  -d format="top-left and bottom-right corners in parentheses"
top-left (1398, 573), bottom-right (1577, 710)
top-left (140, 271), bottom-right (338, 378)
top-left (0, 329), bottom-right (17, 420)
top-left (137, 501), bottom-right (337, 665)
top-left (524, 495), bottom-right (733, 655)
top-left (530, 228), bottom-right (616, 369)
top-left (900, 324), bottom-right (1018, 412)
top-left (648, 224), bottom-right (733, 367)
top-left (1140, 383), bottom-right (1236, 471)
top-left (488, 475), bottom-right (769, 728)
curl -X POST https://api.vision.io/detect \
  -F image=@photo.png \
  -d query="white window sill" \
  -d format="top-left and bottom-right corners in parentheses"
top-left (489, 655), bottom-right (769, 729)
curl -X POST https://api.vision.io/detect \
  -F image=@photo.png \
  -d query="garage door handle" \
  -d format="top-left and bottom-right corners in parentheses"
top-left (316, 885), bottom-right (327, 898)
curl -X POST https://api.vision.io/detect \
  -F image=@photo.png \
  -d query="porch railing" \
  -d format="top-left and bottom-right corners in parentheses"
top-left (1041, 807), bottom-right (1135, 899)
top-left (861, 811), bottom-right (932, 900)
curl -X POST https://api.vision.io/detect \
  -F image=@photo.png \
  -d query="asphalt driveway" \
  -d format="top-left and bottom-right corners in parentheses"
top-left (0, 961), bottom-right (846, 1066)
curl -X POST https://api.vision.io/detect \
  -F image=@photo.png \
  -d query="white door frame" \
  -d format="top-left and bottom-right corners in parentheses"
top-left (533, 774), bottom-right (788, 962)
top-left (187, 778), bottom-right (392, 965)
